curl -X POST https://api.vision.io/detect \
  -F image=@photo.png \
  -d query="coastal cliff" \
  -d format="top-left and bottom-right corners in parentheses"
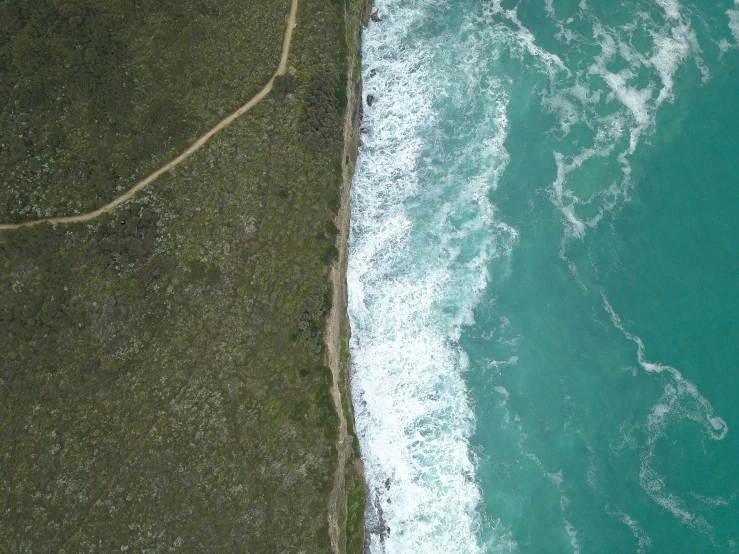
top-left (326, 0), bottom-right (374, 552)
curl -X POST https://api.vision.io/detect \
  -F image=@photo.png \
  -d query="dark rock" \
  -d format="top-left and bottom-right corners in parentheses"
top-left (370, 10), bottom-right (382, 22)
top-left (367, 94), bottom-right (374, 107)
top-left (370, 69), bottom-right (377, 78)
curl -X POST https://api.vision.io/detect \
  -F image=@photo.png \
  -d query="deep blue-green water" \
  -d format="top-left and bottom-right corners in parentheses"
top-left (347, 1), bottom-right (739, 552)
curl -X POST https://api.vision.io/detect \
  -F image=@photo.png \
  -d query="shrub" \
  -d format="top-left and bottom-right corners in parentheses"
top-left (273, 73), bottom-right (298, 95)
top-left (300, 72), bottom-right (343, 151)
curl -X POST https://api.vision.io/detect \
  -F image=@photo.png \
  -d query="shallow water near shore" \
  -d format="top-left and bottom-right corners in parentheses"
top-left (347, 0), bottom-right (739, 551)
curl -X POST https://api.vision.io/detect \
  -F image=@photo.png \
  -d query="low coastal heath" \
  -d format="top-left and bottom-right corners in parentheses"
top-left (349, 0), bottom-right (739, 552)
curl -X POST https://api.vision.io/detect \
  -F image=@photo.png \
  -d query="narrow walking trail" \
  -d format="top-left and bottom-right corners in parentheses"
top-left (0, 0), bottom-right (299, 231)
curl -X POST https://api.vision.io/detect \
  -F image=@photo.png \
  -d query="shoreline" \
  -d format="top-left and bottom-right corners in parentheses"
top-left (326, 0), bottom-right (373, 552)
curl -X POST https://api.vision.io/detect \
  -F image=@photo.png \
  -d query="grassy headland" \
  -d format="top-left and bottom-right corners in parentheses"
top-left (0, 0), bottom-right (369, 551)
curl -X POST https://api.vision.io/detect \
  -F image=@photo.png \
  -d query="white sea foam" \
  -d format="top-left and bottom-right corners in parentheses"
top-left (545, 0), bottom-right (555, 19)
top-left (601, 292), bottom-right (728, 533)
top-left (541, 93), bottom-right (580, 135)
top-left (723, 1), bottom-right (739, 53)
top-left (656, 0), bottom-right (681, 21)
top-left (648, 21), bottom-right (700, 105)
top-left (609, 506), bottom-right (653, 554)
top-left (731, 1), bottom-right (739, 41)
top-left (519, 447), bottom-right (581, 554)
top-left (691, 492), bottom-right (730, 507)
top-left (487, 356), bottom-right (519, 371)
top-left (493, 386), bottom-right (509, 402)
top-left (349, 1), bottom-right (517, 551)
top-left (480, 1), bottom-right (569, 75)
top-left (548, 120), bottom-right (622, 240)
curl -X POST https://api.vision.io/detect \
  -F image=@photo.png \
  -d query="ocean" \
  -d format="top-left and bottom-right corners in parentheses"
top-left (346, 0), bottom-right (739, 552)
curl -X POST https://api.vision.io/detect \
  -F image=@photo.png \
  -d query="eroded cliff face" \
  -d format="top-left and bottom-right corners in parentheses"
top-left (326, 0), bottom-right (373, 552)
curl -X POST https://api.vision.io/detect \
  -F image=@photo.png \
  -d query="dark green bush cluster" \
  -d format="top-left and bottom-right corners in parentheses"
top-left (296, 283), bottom-right (333, 354)
top-left (301, 73), bottom-right (344, 151)
top-left (0, 290), bottom-right (67, 336)
top-left (0, 226), bottom-right (70, 337)
top-left (94, 203), bottom-right (159, 267)
top-left (322, 219), bottom-right (340, 263)
top-left (273, 73), bottom-right (298, 95)
top-left (186, 259), bottom-right (221, 285)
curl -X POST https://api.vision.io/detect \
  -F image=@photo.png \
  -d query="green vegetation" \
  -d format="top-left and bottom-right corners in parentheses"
top-left (339, 318), bottom-right (366, 554)
top-left (0, 0), bottom-right (368, 551)
top-left (0, 0), bottom-right (289, 222)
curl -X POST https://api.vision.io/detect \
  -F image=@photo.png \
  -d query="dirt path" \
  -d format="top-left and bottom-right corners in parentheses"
top-left (0, 0), bottom-right (299, 231)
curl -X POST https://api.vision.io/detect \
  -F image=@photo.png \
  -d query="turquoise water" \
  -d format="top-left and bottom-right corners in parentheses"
top-left (347, 0), bottom-right (739, 552)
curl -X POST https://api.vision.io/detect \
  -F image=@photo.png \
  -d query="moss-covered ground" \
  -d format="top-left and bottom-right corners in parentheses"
top-left (0, 0), bottom-right (366, 551)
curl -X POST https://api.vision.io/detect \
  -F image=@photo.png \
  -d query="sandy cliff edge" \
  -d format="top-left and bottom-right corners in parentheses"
top-left (326, 0), bottom-right (374, 552)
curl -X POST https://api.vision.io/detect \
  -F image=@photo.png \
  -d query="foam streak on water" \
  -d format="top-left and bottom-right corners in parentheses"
top-left (348, 0), bottom-right (516, 551)
top-left (601, 292), bottom-right (728, 532)
top-left (729, 1), bottom-right (739, 42)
